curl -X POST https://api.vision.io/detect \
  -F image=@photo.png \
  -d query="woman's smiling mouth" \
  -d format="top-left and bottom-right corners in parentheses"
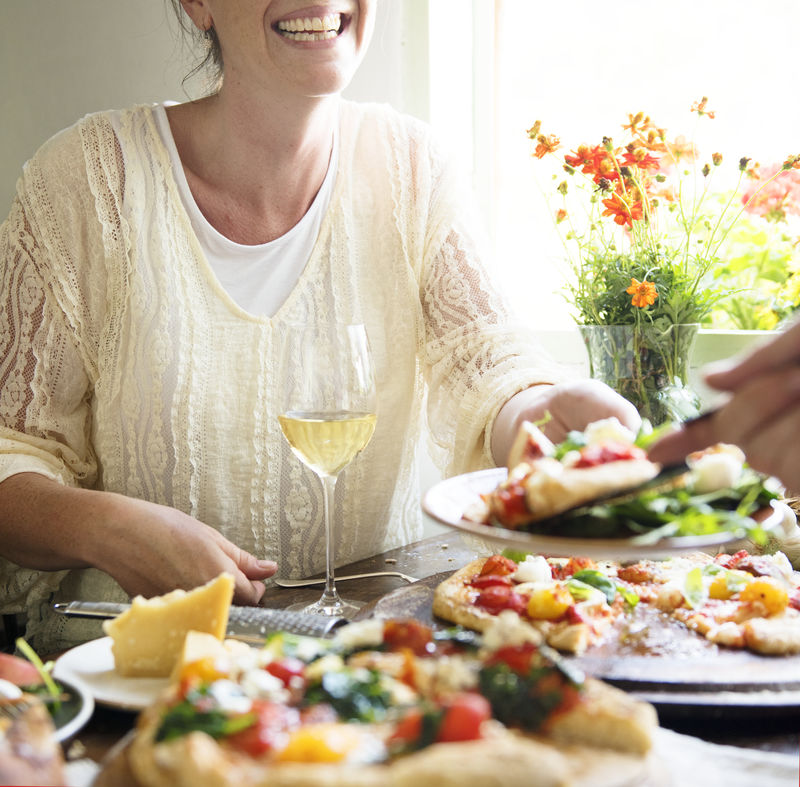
top-left (275, 13), bottom-right (346, 41)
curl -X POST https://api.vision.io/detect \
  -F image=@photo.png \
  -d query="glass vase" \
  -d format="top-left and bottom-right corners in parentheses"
top-left (579, 323), bottom-right (701, 426)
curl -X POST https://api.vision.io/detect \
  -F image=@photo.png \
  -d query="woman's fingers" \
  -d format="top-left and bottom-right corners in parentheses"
top-left (222, 542), bottom-right (278, 605)
top-left (705, 320), bottom-right (800, 392)
top-left (649, 365), bottom-right (800, 489)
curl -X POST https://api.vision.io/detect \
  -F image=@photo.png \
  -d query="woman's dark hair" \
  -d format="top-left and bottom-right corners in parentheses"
top-left (168, 0), bottom-right (224, 92)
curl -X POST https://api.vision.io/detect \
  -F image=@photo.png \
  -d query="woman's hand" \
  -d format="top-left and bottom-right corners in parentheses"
top-left (648, 320), bottom-right (800, 492)
top-left (88, 494), bottom-right (278, 605)
top-left (491, 379), bottom-right (641, 466)
top-left (0, 473), bottom-right (277, 606)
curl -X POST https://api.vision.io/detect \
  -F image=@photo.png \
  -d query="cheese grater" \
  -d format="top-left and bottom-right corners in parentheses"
top-left (52, 601), bottom-right (348, 642)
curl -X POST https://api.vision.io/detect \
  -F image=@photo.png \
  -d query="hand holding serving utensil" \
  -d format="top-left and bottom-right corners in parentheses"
top-left (278, 323), bottom-right (377, 617)
top-left (648, 317), bottom-right (800, 492)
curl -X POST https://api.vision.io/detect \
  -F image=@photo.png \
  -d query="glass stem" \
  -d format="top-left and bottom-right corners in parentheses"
top-left (318, 472), bottom-right (341, 606)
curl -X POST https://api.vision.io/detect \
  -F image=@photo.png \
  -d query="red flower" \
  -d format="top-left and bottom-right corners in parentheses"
top-left (601, 193), bottom-right (643, 227)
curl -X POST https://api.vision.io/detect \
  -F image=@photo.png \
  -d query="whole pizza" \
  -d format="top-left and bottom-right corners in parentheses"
top-left (433, 549), bottom-right (800, 656)
top-left (126, 618), bottom-right (658, 787)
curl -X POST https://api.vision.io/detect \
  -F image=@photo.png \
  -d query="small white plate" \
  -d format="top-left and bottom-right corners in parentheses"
top-left (53, 637), bottom-right (167, 711)
top-left (51, 675), bottom-right (95, 742)
top-left (422, 467), bottom-right (791, 560)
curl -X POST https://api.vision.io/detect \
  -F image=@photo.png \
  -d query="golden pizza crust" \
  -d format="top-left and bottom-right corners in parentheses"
top-left (547, 679), bottom-right (657, 755)
top-left (523, 458), bottom-right (661, 522)
top-left (128, 706), bottom-right (651, 787)
top-left (742, 614), bottom-right (800, 655)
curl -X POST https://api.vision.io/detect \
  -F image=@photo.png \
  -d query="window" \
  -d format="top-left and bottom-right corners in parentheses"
top-left (429, 0), bottom-right (800, 329)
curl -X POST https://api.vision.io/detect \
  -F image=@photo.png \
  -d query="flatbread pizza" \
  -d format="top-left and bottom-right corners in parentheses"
top-left (433, 549), bottom-right (800, 656)
top-left (122, 618), bottom-right (658, 787)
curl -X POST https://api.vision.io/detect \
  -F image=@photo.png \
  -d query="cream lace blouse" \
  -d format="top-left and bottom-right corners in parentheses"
top-left (0, 100), bottom-right (562, 650)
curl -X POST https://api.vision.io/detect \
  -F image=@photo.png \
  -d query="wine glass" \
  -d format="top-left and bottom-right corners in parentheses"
top-left (278, 322), bottom-right (377, 616)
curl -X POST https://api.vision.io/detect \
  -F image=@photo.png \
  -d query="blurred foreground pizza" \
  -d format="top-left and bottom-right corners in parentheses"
top-left (123, 618), bottom-right (658, 787)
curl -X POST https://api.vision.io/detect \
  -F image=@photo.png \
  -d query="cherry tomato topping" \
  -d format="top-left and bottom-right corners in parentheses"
top-left (436, 693), bottom-right (491, 743)
top-left (565, 605), bottom-right (585, 624)
top-left (226, 701), bottom-right (300, 757)
top-left (493, 484), bottom-right (530, 526)
top-left (383, 620), bottom-right (434, 656)
top-left (388, 708), bottom-right (423, 745)
top-left (573, 442), bottom-right (645, 468)
top-left (475, 585), bottom-right (526, 615)
top-left (470, 574), bottom-right (514, 590)
top-left (486, 643), bottom-right (538, 673)
top-left (265, 657), bottom-right (306, 687)
top-left (479, 555), bottom-right (518, 577)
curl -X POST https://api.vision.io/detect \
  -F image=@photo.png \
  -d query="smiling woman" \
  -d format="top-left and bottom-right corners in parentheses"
top-left (0, 0), bottom-right (644, 655)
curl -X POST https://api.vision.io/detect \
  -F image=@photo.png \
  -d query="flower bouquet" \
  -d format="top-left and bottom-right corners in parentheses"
top-left (528, 99), bottom-right (800, 424)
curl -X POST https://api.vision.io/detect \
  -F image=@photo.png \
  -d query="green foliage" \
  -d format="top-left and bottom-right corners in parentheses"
top-left (303, 668), bottom-right (392, 722)
top-left (706, 211), bottom-right (800, 329)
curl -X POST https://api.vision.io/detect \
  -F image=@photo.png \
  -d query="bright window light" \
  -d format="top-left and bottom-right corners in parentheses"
top-left (429, 0), bottom-right (800, 329)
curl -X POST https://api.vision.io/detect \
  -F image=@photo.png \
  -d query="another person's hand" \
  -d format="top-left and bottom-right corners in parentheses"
top-left (491, 379), bottom-right (641, 466)
top-left (90, 494), bottom-right (278, 606)
top-left (648, 318), bottom-right (800, 492)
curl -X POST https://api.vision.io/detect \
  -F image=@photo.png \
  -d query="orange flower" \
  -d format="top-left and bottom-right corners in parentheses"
top-left (555, 208), bottom-right (567, 223)
top-left (622, 112), bottom-right (651, 135)
top-left (626, 278), bottom-right (659, 308)
top-left (690, 96), bottom-right (716, 119)
top-left (667, 135), bottom-right (696, 164)
top-left (564, 144), bottom-right (596, 169)
top-left (533, 133), bottom-right (560, 159)
top-left (622, 145), bottom-right (661, 172)
top-left (601, 193), bottom-right (643, 227)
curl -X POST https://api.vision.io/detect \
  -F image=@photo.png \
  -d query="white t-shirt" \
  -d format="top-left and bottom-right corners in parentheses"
top-left (152, 103), bottom-right (338, 316)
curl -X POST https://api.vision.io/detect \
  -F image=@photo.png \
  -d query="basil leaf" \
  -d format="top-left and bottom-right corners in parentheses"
top-left (615, 583), bottom-right (640, 608)
top-left (501, 548), bottom-right (531, 564)
top-left (682, 567), bottom-right (706, 609)
top-left (304, 669), bottom-right (391, 723)
top-left (156, 699), bottom-right (256, 742)
top-left (571, 569), bottom-right (616, 604)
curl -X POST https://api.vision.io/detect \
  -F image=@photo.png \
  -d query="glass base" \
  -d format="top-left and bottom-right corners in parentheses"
top-left (286, 596), bottom-right (365, 618)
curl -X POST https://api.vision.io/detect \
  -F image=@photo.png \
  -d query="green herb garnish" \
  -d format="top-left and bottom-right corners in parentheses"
top-left (16, 637), bottom-right (62, 711)
top-left (304, 669), bottom-right (391, 723)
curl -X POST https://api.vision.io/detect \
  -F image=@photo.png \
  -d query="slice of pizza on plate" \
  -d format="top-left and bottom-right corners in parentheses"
top-left (470, 417), bottom-right (782, 547)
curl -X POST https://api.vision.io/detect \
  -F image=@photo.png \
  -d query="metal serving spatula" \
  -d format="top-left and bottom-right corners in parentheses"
top-left (52, 601), bottom-right (348, 643)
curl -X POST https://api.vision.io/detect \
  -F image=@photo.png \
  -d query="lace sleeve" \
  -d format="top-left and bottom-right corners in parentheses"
top-left (420, 151), bottom-right (565, 477)
top-left (0, 175), bottom-right (99, 488)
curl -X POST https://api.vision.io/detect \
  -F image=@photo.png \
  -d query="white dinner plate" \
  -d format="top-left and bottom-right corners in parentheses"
top-left (53, 637), bottom-right (167, 711)
top-left (422, 467), bottom-right (792, 560)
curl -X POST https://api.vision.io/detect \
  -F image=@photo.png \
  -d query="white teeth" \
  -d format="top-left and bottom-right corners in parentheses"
top-left (277, 13), bottom-right (341, 37)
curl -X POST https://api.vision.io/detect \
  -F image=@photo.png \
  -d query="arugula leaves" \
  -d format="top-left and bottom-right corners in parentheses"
top-left (520, 467), bottom-right (777, 541)
top-left (303, 669), bottom-right (392, 723)
top-left (156, 690), bottom-right (256, 743)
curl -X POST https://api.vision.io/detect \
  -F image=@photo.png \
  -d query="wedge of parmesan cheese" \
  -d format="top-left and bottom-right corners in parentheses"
top-left (103, 572), bottom-right (234, 677)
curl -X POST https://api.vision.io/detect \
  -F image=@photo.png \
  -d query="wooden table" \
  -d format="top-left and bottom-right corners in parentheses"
top-left (66, 531), bottom-right (800, 771)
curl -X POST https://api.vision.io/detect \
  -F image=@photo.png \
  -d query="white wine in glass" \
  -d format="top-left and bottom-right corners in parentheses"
top-left (278, 323), bottom-right (377, 616)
